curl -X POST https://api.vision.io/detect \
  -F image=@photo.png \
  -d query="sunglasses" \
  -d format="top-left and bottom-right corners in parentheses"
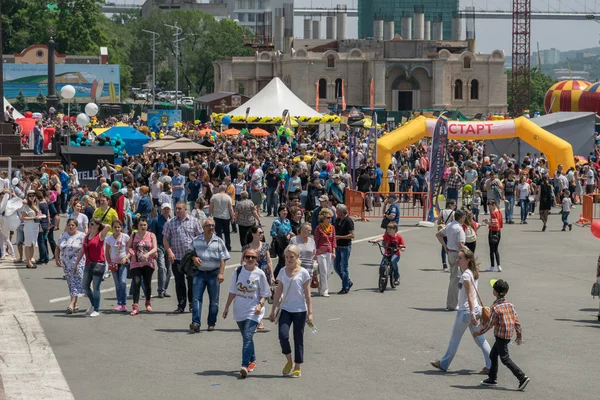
top-left (257, 231), bottom-right (264, 235)
top-left (27, 194), bottom-right (35, 197)
top-left (244, 255), bottom-right (257, 260)
top-left (204, 224), bottom-right (215, 228)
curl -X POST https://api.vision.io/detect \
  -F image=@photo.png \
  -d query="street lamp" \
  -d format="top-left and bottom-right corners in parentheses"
top-left (164, 23), bottom-right (184, 111)
top-left (142, 29), bottom-right (159, 110)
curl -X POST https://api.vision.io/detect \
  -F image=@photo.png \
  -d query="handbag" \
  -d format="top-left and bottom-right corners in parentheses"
top-left (380, 217), bottom-right (391, 230)
top-left (489, 230), bottom-right (500, 244)
top-left (592, 282), bottom-right (600, 298)
top-left (310, 262), bottom-right (319, 289)
top-left (473, 284), bottom-right (491, 326)
top-left (528, 194), bottom-right (535, 203)
top-left (273, 271), bottom-right (297, 324)
top-left (89, 261), bottom-right (105, 277)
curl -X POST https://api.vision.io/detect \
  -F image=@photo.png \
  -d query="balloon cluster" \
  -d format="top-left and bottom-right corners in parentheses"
top-left (69, 131), bottom-right (91, 147)
top-left (96, 134), bottom-right (126, 157)
top-left (277, 126), bottom-right (294, 137)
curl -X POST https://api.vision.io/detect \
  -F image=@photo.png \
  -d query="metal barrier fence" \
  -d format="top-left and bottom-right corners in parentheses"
top-left (345, 188), bottom-right (428, 222)
top-left (580, 194), bottom-right (600, 225)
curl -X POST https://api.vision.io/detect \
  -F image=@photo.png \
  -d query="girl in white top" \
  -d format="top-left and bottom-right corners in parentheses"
top-left (430, 249), bottom-right (491, 373)
top-left (105, 219), bottom-right (131, 312)
top-left (71, 201), bottom-right (89, 234)
top-left (269, 245), bottom-right (313, 379)
top-left (222, 248), bottom-right (271, 379)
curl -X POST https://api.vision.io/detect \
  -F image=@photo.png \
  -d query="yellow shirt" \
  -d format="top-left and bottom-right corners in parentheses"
top-left (93, 207), bottom-right (119, 234)
top-left (226, 183), bottom-right (236, 206)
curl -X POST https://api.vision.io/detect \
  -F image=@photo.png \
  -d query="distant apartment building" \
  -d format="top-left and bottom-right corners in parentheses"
top-left (532, 48), bottom-right (561, 66)
top-left (141, 0), bottom-right (229, 19)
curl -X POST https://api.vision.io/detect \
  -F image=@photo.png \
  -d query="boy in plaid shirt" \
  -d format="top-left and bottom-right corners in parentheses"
top-left (473, 279), bottom-right (530, 391)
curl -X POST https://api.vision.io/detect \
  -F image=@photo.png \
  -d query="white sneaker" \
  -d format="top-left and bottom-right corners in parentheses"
top-left (497, 265), bottom-right (502, 272)
top-left (89, 311), bottom-right (100, 317)
top-left (85, 306), bottom-right (94, 315)
top-left (486, 267), bottom-right (495, 272)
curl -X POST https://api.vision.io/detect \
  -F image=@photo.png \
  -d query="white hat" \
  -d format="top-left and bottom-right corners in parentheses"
top-left (161, 203), bottom-right (171, 209)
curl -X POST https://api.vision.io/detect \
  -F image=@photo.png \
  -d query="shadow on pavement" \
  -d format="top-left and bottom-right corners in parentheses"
top-left (155, 328), bottom-right (195, 334)
top-left (555, 318), bottom-right (599, 325)
top-left (413, 369), bottom-right (474, 376)
top-left (353, 288), bottom-right (381, 292)
top-left (450, 384), bottom-right (513, 391)
top-left (43, 277), bottom-right (65, 280)
top-left (579, 308), bottom-right (599, 312)
top-left (410, 307), bottom-right (452, 312)
top-left (360, 263), bottom-right (380, 267)
top-left (195, 370), bottom-right (237, 377)
top-left (419, 268), bottom-right (444, 272)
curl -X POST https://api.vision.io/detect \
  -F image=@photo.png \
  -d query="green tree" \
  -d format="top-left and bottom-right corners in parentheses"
top-left (507, 68), bottom-right (555, 115)
top-left (36, 91), bottom-right (46, 109)
top-left (14, 90), bottom-right (27, 112)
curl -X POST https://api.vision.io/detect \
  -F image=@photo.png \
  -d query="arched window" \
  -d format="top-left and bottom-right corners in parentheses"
top-left (318, 78), bottom-right (327, 99)
top-left (335, 78), bottom-right (343, 98)
top-left (471, 79), bottom-right (479, 100)
top-left (463, 57), bottom-right (471, 69)
top-left (454, 79), bottom-right (463, 100)
top-left (327, 55), bottom-right (335, 68)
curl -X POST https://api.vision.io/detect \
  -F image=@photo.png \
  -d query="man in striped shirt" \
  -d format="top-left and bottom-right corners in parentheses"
top-left (474, 279), bottom-right (530, 391)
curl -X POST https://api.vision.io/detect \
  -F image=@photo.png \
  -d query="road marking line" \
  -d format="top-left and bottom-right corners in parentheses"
top-left (48, 227), bottom-right (421, 303)
top-left (0, 265), bottom-right (74, 399)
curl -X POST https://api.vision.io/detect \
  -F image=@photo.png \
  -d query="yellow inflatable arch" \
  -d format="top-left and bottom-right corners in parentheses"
top-left (377, 116), bottom-right (575, 193)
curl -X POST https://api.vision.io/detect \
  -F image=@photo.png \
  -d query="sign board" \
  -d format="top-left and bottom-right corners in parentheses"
top-left (426, 120), bottom-right (517, 139)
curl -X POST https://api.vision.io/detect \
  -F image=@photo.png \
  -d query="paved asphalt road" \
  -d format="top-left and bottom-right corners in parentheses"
top-left (3, 208), bottom-right (599, 400)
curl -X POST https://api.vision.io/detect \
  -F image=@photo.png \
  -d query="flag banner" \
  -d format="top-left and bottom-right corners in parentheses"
top-left (366, 113), bottom-right (377, 167)
top-left (341, 79), bottom-right (346, 111)
top-left (315, 81), bottom-right (319, 112)
top-left (427, 114), bottom-right (449, 222)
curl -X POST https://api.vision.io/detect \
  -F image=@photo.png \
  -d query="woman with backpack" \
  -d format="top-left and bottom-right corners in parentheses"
top-left (222, 248), bottom-right (271, 379)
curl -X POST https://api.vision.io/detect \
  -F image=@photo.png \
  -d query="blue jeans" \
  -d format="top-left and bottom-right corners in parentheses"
top-left (192, 268), bottom-right (220, 326)
top-left (156, 245), bottom-right (171, 295)
top-left (381, 254), bottom-right (400, 280)
top-left (334, 246), bottom-right (352, 291)
top-left (561, 211), bottom-right (570, 229)
top-left (505, 195), bottom-right (515, 222)
top-left (519, 199), bottom-right (529, 222)
top-left (439, 309), bottom-right (491, 371)
top-left (82, 265), bottom-right (103, 311)
top-left (441, 237), bottom-right (448, 266)
top-left (34, 136), bottom-right (43, 154)
top-left (236, 319), bottom-right (259, 367)
top-left (447, 187), bottom-right (459, 203)
top-left (37, 226), bottom-right (49, 263)
top-left (266, 187), bottom-right (278, 215)
top-left (112, 264), bottom-right (128, 306)
top-left (172, 195), bottom-right (184, 210)
top-left (472, 207), bottom-right (480, 223)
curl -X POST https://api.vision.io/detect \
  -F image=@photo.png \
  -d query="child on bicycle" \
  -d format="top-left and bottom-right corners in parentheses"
top-left (369, 222), bottom-right (406, 286)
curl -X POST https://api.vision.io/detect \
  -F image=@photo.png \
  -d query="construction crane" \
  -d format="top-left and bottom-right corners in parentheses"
top-left (511, 0), bottom-right (531, 116)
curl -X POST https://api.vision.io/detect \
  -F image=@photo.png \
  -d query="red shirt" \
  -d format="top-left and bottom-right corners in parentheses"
top-left (489, 210), bottom-right (503, 231)
top-left (84, 233), bottom-right (106, 263)
top-left (383, 233), bottom-right (405, 256)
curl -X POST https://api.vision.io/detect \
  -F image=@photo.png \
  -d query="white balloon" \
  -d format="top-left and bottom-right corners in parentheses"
top-left (11, 178), bottom-right (18, 186)
top-left (61, 85), bottom-right (76, 100)
top-left (76, 113), bottom-right (90, 128)
top-left (85, 102), bottom-right (98, 117)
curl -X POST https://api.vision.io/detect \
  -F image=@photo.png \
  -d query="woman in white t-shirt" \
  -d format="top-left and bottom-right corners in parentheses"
top-left (517, 175), bottom-right (532, 224)
top-left (430, 249), bottom-right (491, 373)
top-left (104, 220), bottom-right (131, 312)
top-left (269, 245), bottom-right (313, 379)
top-left (222, 248), bottom-right (270, 379)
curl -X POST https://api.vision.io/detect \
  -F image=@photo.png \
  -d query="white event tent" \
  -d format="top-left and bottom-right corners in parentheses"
top-left (3, 98), bottom-right (24, 119)
top-left (227, 77), bottom-right (322, 118)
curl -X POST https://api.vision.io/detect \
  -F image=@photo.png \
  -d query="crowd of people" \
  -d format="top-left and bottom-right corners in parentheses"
top-left (2, 112), bottom-right (599, 384)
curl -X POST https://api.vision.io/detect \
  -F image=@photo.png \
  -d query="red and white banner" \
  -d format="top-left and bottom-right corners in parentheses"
top-left (426, 120), bottom-right (516, 139)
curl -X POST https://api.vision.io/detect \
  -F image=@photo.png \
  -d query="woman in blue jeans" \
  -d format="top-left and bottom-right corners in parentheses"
top-left (430, 248), bottom-right (491, 373)
top-left (105, 219), bottom-right (130, 312)
top-left (222, 248), bottom-right (270, 379)
top-left (269, 245), bottom-right (313, 378)
top-left (74, 218), bottom-right (110, 317)
top-left (517, 175), bottom-right (532, 224)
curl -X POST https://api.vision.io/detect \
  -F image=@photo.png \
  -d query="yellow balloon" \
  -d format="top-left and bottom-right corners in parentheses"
top-left (159, 133), bottom-right (165, 139)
